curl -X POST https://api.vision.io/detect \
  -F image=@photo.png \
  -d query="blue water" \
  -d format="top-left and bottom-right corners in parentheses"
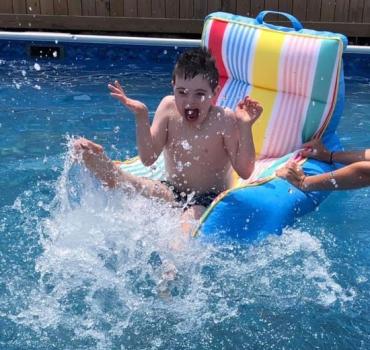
top-left (0, 41), bottom-right (369, 349)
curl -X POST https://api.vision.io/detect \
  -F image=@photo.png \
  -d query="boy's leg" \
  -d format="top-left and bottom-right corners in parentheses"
top-left (74, 138), bottom-right (175, 202)
top-left (180, 205), bottom-right (207, 238)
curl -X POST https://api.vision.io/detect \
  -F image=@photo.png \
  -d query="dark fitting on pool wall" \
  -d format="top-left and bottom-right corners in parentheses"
top-left (28, 45), bottom-right (64, 59)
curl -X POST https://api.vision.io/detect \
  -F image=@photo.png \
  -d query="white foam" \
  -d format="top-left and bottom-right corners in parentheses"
top-left (10, 144), bottom-right (355, 345)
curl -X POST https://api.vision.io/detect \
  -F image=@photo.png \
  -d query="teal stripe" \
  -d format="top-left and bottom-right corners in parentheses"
top-left (257, 153), bottom-right (294, 179)
top-left (302, 40), bottom-right (340, 141)
top-left (119, 154), bottom-right (166, 180)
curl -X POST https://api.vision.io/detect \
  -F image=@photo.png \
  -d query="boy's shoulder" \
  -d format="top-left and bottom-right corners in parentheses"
top-left (211, 106), bottom-right (236, 124)
top-left (160, 95), bottom-right (175, 107)
top-left (156, 95), bottom-right (176, 117)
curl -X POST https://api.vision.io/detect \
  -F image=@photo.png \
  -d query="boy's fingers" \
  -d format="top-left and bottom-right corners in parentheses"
top-left (114, 80), bottom-right (124, 92)
top-left (110, 93), bottom-right (126, 102)
top-left (108, 84), bottom-right (124, 95)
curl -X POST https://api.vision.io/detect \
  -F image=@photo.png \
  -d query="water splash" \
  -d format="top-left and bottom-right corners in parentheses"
top-left (3, 145), bottom-right (356, 349)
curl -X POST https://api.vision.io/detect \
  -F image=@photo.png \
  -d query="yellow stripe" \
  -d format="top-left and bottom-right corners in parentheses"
top-left (248, 31), bottom-right (285, 156)
top-left (248, 87), bottom-right (277, 156)
top-left (252, 31), bottom-right (284, 89)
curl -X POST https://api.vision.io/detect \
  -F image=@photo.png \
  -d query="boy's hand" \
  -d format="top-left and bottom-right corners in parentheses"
top-left (300, 139), bottom-right (331, 163)
top-left (108, 80), bottom-right (148, 118)
top-left (235, 96), bottom-right (263, 125)
top-left (276, 161), bottom-right (306, 189)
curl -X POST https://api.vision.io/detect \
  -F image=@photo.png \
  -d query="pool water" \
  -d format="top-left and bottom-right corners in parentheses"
top-left (0, 41), bottom-right (369, 349)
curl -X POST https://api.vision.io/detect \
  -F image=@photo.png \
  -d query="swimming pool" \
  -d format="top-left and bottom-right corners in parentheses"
top-left (0, 33), bottom-right (369, 349)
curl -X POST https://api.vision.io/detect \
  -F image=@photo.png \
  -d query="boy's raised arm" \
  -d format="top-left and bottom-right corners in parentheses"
top-left (224, 97), bottom-right (263, 179)
top-left (108, 81), bottom-right (168, 166)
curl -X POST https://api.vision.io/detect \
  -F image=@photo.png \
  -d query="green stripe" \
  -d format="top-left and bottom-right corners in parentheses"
top-left (302, 40), bottom-right (339, 142)
top-left (119, 154), bottom-right (166, 180)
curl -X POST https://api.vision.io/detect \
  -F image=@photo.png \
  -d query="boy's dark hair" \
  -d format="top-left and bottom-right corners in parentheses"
top-left (172, 47), bottom-right (219, 92)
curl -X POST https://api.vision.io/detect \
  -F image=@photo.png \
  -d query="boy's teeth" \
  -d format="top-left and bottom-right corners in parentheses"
top-left (185, 108), bottom-right (199, 120)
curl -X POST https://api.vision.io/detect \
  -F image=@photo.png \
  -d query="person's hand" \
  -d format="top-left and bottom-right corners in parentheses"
top-left (300, 139), bottom-right (331, 163)
top-left (276, 161), bottom-right (306, 189)
top-left (108, 80), bottom-right (148, 117)
top-left (235, 96), bottom-right (263, 125)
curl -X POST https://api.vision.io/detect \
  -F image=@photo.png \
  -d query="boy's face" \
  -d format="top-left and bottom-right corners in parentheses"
top-left (172, 74), bottom-right (217, 124)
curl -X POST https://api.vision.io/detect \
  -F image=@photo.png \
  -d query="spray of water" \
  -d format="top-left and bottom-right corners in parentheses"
top-left (4, 141), bottom-right (356, 349)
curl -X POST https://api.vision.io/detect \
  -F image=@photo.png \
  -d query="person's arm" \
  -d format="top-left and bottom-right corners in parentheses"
top-left (224, 97), bottom-right (263, 179)
top-left (330, 149), bottom-right (370, 165)
top-left (276, 161), bottom-right (370, 191)
top-left (108, 81), bottom-right (168, 166)
top-left (301, 139), bottom-right (370, 165)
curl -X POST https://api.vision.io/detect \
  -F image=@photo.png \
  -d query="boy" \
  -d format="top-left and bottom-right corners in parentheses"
top-left (74, 48), bottom-right (263, 233)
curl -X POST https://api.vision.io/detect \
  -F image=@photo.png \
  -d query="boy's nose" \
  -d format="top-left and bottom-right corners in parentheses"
top-left (186, 94), bottom-right (196, 103)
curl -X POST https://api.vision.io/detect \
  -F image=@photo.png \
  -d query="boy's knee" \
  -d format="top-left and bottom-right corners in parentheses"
top-left (185, 205), bottom-right (206, 220)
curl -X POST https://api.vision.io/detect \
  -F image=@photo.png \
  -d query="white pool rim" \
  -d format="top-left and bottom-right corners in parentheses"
top-left (0, 31), bottom-right (368, 54)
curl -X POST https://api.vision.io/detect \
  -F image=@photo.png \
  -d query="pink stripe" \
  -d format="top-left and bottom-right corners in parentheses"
top-left (246, 158), bottom-right (279, 183)
top-left (262, 35), bottom-right (322, 157)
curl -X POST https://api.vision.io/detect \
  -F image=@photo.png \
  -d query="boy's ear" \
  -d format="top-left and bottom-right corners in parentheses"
top-left (214, 84), bottom-right (221, 95)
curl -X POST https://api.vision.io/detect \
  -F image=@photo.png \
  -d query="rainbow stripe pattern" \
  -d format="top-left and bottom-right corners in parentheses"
top-left (202, 12), bottom-right (345, 183)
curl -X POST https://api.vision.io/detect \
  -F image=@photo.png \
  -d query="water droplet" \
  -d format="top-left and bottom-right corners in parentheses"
top-left (34, 84), bottom-right (41, 90)
top-left (181, 140), bottom-right (192, 150)
top-left (163, 49), bottom-right (168, 55)
top-left (55, 40), bottom-right (59, 44)
top-left (176, 161), bottom-right (184, 172)
top-left (113, 126), bottom-right (120, 134)
top-left (21, 70), bottom-right (27, 76)
top-left (53, 51), bottom-right (58, 58)
top-left (34, 63), bottom-right (41, 71)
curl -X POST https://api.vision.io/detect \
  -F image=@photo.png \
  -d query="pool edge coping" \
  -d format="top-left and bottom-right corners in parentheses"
top-left (0, 31), bottom-right (369, 54)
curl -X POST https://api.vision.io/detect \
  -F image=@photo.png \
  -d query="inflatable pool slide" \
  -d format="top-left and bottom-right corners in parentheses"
top-left (116, 11), bottom-right (348, 243)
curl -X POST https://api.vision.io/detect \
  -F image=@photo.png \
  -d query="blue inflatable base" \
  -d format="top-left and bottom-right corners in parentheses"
top-left (199, 159), bottom-right (337, 243)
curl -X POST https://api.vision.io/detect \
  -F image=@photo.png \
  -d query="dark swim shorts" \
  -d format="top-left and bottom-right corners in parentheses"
top-left (161, 181), bottom-right (219, 209)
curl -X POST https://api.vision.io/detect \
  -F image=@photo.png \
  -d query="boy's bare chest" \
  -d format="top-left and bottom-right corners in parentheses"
top-left (166, 122), bottom-right (226, 162)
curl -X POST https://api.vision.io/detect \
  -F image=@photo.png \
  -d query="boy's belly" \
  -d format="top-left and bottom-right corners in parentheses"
top-left (165, 162), bottom-right (232, 194)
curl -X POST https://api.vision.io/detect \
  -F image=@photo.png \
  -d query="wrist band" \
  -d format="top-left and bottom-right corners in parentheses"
top-left (329, 151), bottom-right (335, 164)
top-left (299, 175), bottom-right (306, 189)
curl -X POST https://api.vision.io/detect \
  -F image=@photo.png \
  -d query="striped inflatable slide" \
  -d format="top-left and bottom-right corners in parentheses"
top-left (118, 11), bottom-right (347, 242)
top-left (202, 11), bottom-right (345, 185)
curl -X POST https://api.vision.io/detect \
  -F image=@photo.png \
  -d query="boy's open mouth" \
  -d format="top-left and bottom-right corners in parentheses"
top-left (184, 108), bottom-right (199, 121)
